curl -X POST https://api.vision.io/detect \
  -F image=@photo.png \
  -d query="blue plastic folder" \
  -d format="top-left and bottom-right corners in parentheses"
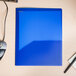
top-left (15, 8), bottom-right (62, 66)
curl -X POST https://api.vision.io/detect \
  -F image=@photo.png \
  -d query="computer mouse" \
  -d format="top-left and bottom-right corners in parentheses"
top-left (0, 41), bottom-right (7, 60)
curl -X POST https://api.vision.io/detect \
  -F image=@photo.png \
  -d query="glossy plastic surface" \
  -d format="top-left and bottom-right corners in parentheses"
top-left (15, 8), bottom-right (62, 66)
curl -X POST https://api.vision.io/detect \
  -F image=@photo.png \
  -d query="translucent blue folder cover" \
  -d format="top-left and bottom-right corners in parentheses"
top-left (15, 8), bottom-right (62, 66)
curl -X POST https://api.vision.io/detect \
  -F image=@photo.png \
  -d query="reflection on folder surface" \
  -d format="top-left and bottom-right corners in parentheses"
top-left (15, 8), bottom-right (62, 66)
